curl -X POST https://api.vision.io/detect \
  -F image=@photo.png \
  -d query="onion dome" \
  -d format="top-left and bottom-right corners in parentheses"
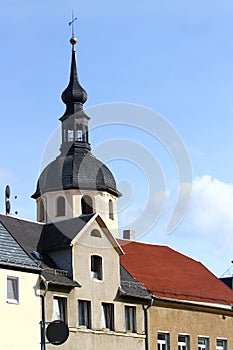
top-left (31, 144), bottom-right (121, 199)
top-left (61, 37), bottom-right (87, 117)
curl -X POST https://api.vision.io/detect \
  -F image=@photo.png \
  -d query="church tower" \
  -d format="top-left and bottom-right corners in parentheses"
top-left (32, 35), bottom-right (121, 234)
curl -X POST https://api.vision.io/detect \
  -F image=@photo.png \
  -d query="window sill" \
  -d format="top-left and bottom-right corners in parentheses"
top-left (7, 299), bottom-right (19, 305)
top-left (70, 327), bottom-right (145, 338)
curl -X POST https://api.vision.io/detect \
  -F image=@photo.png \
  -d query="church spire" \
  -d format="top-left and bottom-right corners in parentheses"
top-left (61, 36), bottom-right (88, 118)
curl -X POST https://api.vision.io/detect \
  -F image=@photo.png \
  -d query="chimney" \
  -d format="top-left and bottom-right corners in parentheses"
top-left (123, 230), bottom-right (135, 240)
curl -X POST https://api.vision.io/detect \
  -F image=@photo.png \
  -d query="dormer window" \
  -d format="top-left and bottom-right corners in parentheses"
top-left (91, 255), bottom-right (102, 280)
top-left (56, 196), bottom-right (66, 217)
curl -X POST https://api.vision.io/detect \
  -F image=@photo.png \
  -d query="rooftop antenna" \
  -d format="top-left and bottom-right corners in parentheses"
top-left (69, 11), bottom-right (78, 50)
top-left (5, 185), bottom-right (18, 216)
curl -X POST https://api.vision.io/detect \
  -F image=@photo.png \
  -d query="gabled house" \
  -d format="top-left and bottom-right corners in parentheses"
top-left (118, 239), bottom-right (233, 350)
top-left (0, 213), bottom-right (151, 350)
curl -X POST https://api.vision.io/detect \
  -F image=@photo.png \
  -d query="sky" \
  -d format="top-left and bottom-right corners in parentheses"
top-left (1, 1), bottom-right (233, 276)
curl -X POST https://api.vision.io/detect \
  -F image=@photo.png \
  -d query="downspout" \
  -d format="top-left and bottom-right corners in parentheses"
top-left (144, 296), bottom-right (154, 350)
top-left (40, 276), bottom-right (49, 350)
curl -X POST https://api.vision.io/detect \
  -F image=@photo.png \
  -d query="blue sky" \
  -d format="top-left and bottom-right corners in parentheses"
top-left (1, 1), bottom-right (233, 276)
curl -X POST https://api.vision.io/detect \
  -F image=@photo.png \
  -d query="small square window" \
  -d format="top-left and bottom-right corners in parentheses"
top-left (7, 276), bottom-right (19, 304)
top-left (216, 339), bottom-right (227, 350)
top-left (102, 303), bottom-right (114, 330)
top-left (178, 335), bottom-right (190, 350)
top-left (198, 337), bottom-right (209, 350)
top-left (78, 300), bottom-right (91, 328)
top-left (125, 306), bottom-right (136, 332)
top-left (53, 296), bottom-right (68, 324)
top-left (158, 332), bottom-right (170, 350)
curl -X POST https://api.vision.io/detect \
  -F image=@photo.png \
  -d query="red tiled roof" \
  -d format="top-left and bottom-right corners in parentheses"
top-left (117, 239), bottom-right (233, 305)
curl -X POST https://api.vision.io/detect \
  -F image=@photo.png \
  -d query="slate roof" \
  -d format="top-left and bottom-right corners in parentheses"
top-left (38, 214), bottom-right (95, 252)
top-left (118, 239), bottom-right (233, 305)
top-left (0, 221), bottom-right (40, 271)
top-left (32, 145), bottom-right (121, 199)
top-left (120, 264), bottom-right (151, 299)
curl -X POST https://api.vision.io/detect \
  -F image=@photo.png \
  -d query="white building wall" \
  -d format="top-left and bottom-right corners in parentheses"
top-left (0, 268), bottom-right (41, 350)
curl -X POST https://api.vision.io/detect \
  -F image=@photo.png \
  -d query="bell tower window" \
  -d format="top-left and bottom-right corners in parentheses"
top-left (81, 195), bottom-right (93, 215)
top-left (39, 198), bottom-right (45, 222)
top-left (109, 199), bottom-right (114, 220)
top-left (68, 129), bottom-right (74, 142)
top-left (56, 196), bottom-right (66, 217)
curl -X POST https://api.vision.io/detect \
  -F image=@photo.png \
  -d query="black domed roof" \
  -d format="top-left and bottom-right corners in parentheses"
top-left (32, 145), bottom-right (121, 199)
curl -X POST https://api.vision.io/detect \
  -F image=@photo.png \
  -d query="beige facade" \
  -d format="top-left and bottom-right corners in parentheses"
top-left (150, 299), bottom-right (233, 350)
top-left (0, 268), bottom-right (41, 350)
top-left (43, 217), bottom-right (147, 350)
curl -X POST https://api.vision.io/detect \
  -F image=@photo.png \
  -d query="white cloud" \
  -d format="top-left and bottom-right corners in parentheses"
top-left (185, 175), bottom-right (233, 233)
top-left (169, 175), bottom-right (233, 276)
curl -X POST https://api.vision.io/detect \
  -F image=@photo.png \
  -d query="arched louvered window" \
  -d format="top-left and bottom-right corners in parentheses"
top-left (81, 195), bottom-right (93, 215)
top-left (56, 196), bottom-right (66, 217)
top-left (109, 199), bottom-right (114, 220)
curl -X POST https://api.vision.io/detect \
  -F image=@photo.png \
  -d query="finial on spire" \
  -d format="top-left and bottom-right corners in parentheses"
top-left (69, 12), bottom-right (78, 51)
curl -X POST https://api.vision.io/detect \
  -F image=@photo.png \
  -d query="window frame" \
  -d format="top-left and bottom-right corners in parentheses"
top-left (178, 334), bottom-right (190, 350)
top-left (125, 305), bottom-right (136, 333)
top-left (198, 337), bottom-right (209, 350)
top-left (7, 276), bottom-right (19, 304)
top-left (56, 196), bottom-right (66, 217)
top-left (216, 339), bottom-right (227, 350)
top-left (91, 255), bottom-right (103, 280)
top-left (52, 296), bottom-right (68, 324)
top-left (78, 300), bottom-right (91, 328)
top-left (157, 332), bottom-right (170, 350)
top-left (102, 302), bottom-right (114, 331)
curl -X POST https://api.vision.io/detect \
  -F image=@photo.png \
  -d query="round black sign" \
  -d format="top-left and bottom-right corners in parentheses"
top-left (46, 320), bottom-right (69, 345)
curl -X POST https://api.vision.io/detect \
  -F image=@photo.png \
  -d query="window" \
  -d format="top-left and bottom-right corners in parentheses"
top-left (125, 306), bottom-right (136, 332)
top-left (7, 276), bottom-right (19, 303)
top-left (109, 199), bottom-right (114, 220)
top-left (216, 339), bottom-right (227, 350)
top-left (76, 124), bottom-right (84, 142)
top-left (158, 332), bottom-right (170, 350)
top-left (53, 297), bottom-right (67, 323)
top-left (68, 129), bottom-right (74, 142)
top-left (90, 229), bottom-right (102, 238)
top-left (78, 300), bottom-right (91, 328)
top-left (91, 255), bottom-right (102, 280)
top-left (56, 196), bottom-right (66, 217)
top-left (39, 199), bottom-right (45, 222)
top-left (102, 303), bottom-right (114, 330)
top-left (178, 335), bottom-right (190, 350)
top-left (81, 195), bottom-right (93, 215)
top-left (198, 337), bottom-right (209, 350)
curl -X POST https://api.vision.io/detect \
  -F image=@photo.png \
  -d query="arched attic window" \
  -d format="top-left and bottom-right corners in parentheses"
top-left (56, 196), bottom-right (66, 217)
top-left (109, 199), bottom-right (114, 220)
top-left (81, 195), bottom-right (93, 215)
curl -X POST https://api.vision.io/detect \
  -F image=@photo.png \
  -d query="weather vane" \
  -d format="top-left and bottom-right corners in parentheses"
top-left (69, 12), bottom-right (77, 38)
